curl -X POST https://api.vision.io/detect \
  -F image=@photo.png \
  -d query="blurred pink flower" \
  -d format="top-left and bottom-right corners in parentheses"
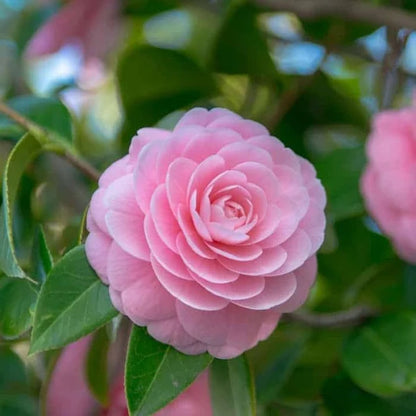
top-left (47, 338), bottom-right (212, 416)
top-left (361, 103), bottom-right (416, 262)
top-left (25, 0), bottom-right (120, 60)
top-left (86, 108), bottom-right (326, 358)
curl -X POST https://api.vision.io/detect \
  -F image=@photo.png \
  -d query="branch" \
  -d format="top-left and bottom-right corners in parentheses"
top-left (0, 101), bottom-right (100, 182)
top-left (0, 101), bottom-right (42, 134)
top-left (285, 305), bottom-right (377, 328)
top-left (256, 0), bottom-right (416, 31)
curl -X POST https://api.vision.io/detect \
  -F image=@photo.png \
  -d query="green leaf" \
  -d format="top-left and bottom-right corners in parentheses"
top-left (85, 327), bottom-right (110, 406)
top-left (125, 325), bottom-right (212, 416)
top-left (314, 146), bottom-right (366, 220)
top-left (0, 134), bottom-right (43, 278)
top-left (0, 96), bottom-right (72, 143)
top-left (210, 4), bottom-right (277, 80)
top-left (30, 245), bottom-right (118, 354)
top-left (210, 355), bottom-right (256, 416)
top-left (323, 373), bottom-right (416, 416)
top-left (30, 225), bottom-right (53, 284)
top-left (342, 313), bottom-right (416, 397)
top-left (0, 277), bottom-right (37, 339)
top-left (256, 340), bottom-right (304, 404)
top-left (117, 46), bottom-right (216, 148)
top-left (0, 347), bottom-right (37, 416)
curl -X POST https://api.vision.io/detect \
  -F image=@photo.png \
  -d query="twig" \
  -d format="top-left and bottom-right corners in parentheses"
top-left (285, 305), bottom-right (377, 328)
top-left (256, 0), bottom-right (416, 31)
top-left (0, 101), bottom-right (41, 133)
top-left (0, 101), bottom-right (100, 182)
top-left (61, 150), bottom-right (100, 182)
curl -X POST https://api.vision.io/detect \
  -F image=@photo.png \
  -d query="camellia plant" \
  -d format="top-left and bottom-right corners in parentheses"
top-left (3, 1), bottom-right (416, 415)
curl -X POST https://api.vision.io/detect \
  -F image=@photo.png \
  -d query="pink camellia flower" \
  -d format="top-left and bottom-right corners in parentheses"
top-left (361, 104), bottom-right (416, 263)
top-left (86, 108), bottom-right (326, 358)
top-left (25, 0), bottom-right (120, 60)
top-left (47, 337), bottom-right (212, 416)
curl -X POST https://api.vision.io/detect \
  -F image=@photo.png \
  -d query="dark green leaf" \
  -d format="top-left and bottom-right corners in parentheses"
top-left (314, 146), bottom-right (366, 220)
top-left (0, 96), bottom-right (72, 143)
top-left (210, 355), bottom-right (256, 416)
top-left (125, 325), bottom-right (212, 416)
top-left (210, 4), bottom-right (277, 80)
top-left (30, 225), bottom-right (53, 284)
top-left (342, 313), bottom-right (416, 397)
top-left (0, 277), bottom-right (37, 339)
top-left (123, 0), bottom-right (177, 16)
top-left (0, 347), bottom-right (37, 416)
top-left (86, 327), bottom-right (110, 406)
top-left (256, 340), bottom-right (304, 404)
top-left (323, 373), bottom-right (416, 416)
top-left (117, 46), bottom-right (216, 147)
top-left (30, 245), bottom-right (118, 354)
top-left (0, 134), bottom-right (42, 278)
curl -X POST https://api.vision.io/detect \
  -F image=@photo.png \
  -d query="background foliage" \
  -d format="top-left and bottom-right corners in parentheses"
top-left (1, 0), bottom-right (416, 415)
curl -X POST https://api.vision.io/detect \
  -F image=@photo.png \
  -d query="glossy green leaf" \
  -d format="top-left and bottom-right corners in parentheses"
top-left (314, 146), bottom-right (366, 220)
top-left (30, 225), bottom-right (53, 284)
top-left (0, 134), bottom-right (42, 278)
top-left (323, 373), bottom-right (416, 416)
top-left (210, 355), bottom-right (256, 416)
top-left (30, 245), bottom-right (118, 354)
top-left (0, 347), bottom-right (37, 416)
top-left (125, 326), bottom-right (212, 416)
top-left (342, 313), bottom-right (416, 397)
top-left (256, 340), bottom-right (304, 404)
top-left (117, 45), bottom-right (216, 147)
top-left (0, 277), bottom-right (37, 339)
top-left (86, 327), bottom-right (110, 406)
top-left (0, 96), bottom-right (72, 142)
top-left (210, 4), bottom-right (277, 80)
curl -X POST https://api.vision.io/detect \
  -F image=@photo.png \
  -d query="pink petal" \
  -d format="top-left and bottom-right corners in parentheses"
top-left (277, 256), bottom-right (317, 313)
top-left (104, 173), bottom-right (142, 215)
top-left (85, 231), bottom-right (111, 283)
top-left (233, 273), bottom-right (297, 310)
top-left (98, 156), bottom-right (129, 188)
top-left (271, 229), bottom-right (312, 276)
top-left (299, 201), bottom-right (326, 253)
top-left (109, 287), bottom-right (125, 314)
top-left (166, 157), bottom-right (197, 215)
top-left (218, 141), bottom-right (274, 169)
top-left (208, 117), bottom-right (269, 138)
top-left (177, 206), bottom-right (216, 259)
top-left (234, 162), bottom-right (279, 202)
top-left (176, 233), bottom-right (239, 283)
top-left (144, 214), bottom-right (192, 280)
top-left (207, 241), bottom-right (263, 261)
top-left (187, 155), bottom-right (225, 203)
top-left (151, 257), bottom-right (229, 311)
top-left (105, 209), bottom-right (150, 261)
top-left (248, 204), bottom-right (281, 244)
top-left (150, 185), bottom-right (181, 253)
top-left (134, 142), bottom-right (161, 213)
top-left (147, 317), bottom-right (198, 347)
top-left (174, 108), bottom-right (211, 129)
top-left (176, 302), bottom-right (230, 345)
top-left (89, 188), bottom-right (108, 232)
top-left (182, 129), bottom-right (242, 163)
top-left (207, 222), bottom-right (249, 244)
top-left (247, 136), bottom-right (300, 170)
top-left (106, 241), bottom-right (154, 291)
top-left (121, 273), bottom-right (176, 325)
top-left (192, 272), bottom-right (265, 300)
top-left (129, 128), bottom-right (170, 164)
top-left (218, 245), bottom-right (287, 276)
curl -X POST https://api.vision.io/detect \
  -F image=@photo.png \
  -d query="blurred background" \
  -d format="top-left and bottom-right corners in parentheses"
top-left (1, 0), bottom-right (416, 415)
